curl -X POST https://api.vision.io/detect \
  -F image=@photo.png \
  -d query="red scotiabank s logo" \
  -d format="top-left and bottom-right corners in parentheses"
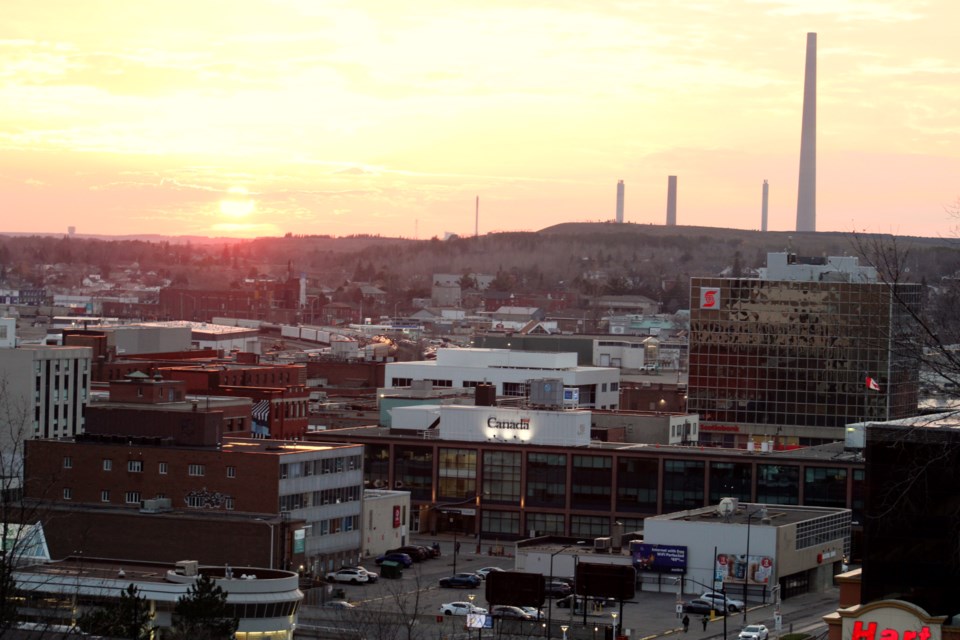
top-left (702, 288), bottom-right (719, 308)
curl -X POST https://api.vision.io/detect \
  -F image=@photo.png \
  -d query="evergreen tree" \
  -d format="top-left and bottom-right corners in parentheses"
top-left (0, 552), bottom-right (17, 633)
top-left (170, 573), bottom-right (238, 640)
top-left (77, 583), bottom-right (152, 639)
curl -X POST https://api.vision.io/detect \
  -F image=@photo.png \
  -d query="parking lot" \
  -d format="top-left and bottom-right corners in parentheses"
top-left (298, 537), bottom-right (839, 640)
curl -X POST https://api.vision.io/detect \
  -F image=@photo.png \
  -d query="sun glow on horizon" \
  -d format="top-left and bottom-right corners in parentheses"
top-left (219, 186), bottom-right (255, 219)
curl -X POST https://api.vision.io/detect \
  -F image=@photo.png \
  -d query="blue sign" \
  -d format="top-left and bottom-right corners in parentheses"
top-left (632, 543), bottom-right (687, 574)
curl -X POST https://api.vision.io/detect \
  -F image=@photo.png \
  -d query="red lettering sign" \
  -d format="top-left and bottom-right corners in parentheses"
top-left (393, 505), bottom-right (401, 528)
top-left (852, 620), bottom-right (932, 640)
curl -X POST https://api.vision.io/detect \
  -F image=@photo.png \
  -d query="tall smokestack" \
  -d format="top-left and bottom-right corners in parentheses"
top-left (796, 32), bottom-right (817, 232)
top-left (666, 175), bottom-right (677, 226)
top-left (475, 196), bottom-right (479, 238)
top-left (616, 180), bottom-right (625, 223)
top-left (762, 180), bottom-right (769, 232)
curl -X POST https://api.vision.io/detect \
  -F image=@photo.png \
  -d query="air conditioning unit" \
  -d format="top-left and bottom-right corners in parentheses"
top-left (594, 537), bottom-right (612, 552)
top-left (174, 560), bottom-right (199, 576)
top-left (140, 498), bottom-right (172, 513)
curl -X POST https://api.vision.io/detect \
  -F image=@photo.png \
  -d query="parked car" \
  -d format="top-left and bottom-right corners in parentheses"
top-left (325, 568), bottom-right (371, 584)
top-left (682, 599), bottom-right (725, 616)
top-left (544, 581), bottom-right (572, 598)
top-left (520, 607), bottom-right (544, 620)
top-left (475, 567), bottom-right (505, 580)
top-left (739, 625), bottom-right (769, 640)
top-left (490, 605), bottom-right (534, 620)
top-left (699, 592), bottom-right (745, 613)
top-left (388, 546), bottom-right (428, 561)
top-left (375, 553), bottom-right (413, 568)
top-left (439, 573), bottom-right (482, 588)
top-left (324, 599), bottom-right (356, 609)
top-left (354, 566), bottom-right (379, 582)
top-left (439, 602), bottom-right (488, 616)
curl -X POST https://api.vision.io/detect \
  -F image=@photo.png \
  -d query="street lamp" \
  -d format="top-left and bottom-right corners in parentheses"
top-left (468, 593), bottom-right (481, 640)
top-left (743, 507), bottom-right (765, 624)
top-left (561, 625), bottom-right (569, 640)
top-left (546, 542), bottom-right (585, 640)
top-left (611, 612), bottom-right (619, 640)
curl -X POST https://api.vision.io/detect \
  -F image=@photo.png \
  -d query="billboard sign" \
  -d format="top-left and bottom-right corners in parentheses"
top-left (632, 543), bottom-right (688, 574)
top-left (715, 553), bottom-right (774, 585)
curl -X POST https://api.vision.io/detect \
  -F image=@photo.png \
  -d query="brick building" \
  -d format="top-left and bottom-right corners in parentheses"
top-left (25, 435), bottom-right (364, 573)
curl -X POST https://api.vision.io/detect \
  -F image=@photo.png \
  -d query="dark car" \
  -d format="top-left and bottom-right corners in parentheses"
top-left (439, 573), bottom-right (482, 588)
top-left (544, 581), bottom-right (572, 598)
top-left (683, 599), bottom-right (726, 616)
top-left (375, 552), bottom-right (413, 568)
top-left (388, 546), bottom-right (427, 562)
top-left (491, 606), bottom-right (534, 620)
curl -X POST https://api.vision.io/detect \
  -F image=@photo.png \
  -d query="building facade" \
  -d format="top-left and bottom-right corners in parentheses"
top-left (307, 412), bottom-right (866, 557)
top-left (13, 558), bottom-right (303, 639)
top-left (0, 345), bottom-right (92, 488)
top-left (383, 349), bottom-right (621, 410)
top-left (25, 436), bottom-right (364, 574)
top-left (689, 253), bottom-right (921, 445)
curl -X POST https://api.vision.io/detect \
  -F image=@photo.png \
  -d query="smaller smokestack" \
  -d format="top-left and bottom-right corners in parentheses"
top-left (666, 176), bottom-right (678, 226)
top-left (762, 180), bottom-right (769, 232)
top-left (616, 180), bottom-right (625, 223)
top-left (475, 196), bottom-right (479, 238)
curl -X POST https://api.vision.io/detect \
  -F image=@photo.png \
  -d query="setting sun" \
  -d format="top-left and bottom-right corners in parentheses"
top-left (219, 187), bottom-right (255, 219)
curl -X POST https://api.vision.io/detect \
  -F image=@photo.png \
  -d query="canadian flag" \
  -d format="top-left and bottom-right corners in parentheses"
top-left (866, 377), bottom-right (881, 391)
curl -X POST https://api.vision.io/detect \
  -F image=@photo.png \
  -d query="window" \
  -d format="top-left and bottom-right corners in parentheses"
top-left (159, 462), bottom-right (168, 475)
top-left (225, 497), bottom-right (235, 511)
top-left (125, 491), bottom-right (141, 504)
top-left (103, 459), bottom-right (112, 471)
top-left (63, 456), bottom-right (72, 469)
top-left (127, 460), bottom-right (143, 473)
top-left (188, 464), bottom-right (205, 477)
top-left (227, 466), bottom-right (236, 479)
top-left (101, 490), bottom-right (110, 503)
top-left (63, 488), bottom-right (72, 500)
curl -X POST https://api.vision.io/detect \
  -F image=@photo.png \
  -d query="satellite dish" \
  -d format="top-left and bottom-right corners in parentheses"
top-left (717, 498), bottom-right (736, 520)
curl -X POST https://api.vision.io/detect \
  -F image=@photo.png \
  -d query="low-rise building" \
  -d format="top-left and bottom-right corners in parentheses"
top-left (13, 558), bottom-right (303, 639)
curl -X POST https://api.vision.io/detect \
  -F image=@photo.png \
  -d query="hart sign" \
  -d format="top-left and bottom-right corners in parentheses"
top-left (393, 505), bottom-right (401, 528)
top-left (840, 601), bottom-right (941, 640)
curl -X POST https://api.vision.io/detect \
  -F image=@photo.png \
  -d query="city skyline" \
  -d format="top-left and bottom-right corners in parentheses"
top-left (2, 1), bottom-right (959, 240)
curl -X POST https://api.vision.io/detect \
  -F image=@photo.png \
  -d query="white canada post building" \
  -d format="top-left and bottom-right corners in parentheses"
top-left (383, 348), bottom-right (621, 410)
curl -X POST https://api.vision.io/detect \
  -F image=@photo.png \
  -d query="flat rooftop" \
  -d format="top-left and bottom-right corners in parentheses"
top-left (15, 556), bottom-right (292, 583)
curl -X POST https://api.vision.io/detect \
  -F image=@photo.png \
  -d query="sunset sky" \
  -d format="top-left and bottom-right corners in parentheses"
top-left (2, 0), bottom-right (958, 240)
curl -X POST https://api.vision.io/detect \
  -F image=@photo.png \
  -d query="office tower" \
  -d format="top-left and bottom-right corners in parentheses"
top-left (666, 176), bottom-right (677, 226)
top-left (616, 180), bottom-right (625, 223)
top-left (796, 33), bottom-right (817, 232)
top-left (762, 180), bottom-right (769, 232)
top-left (688, 252), bottom-right (920, 445)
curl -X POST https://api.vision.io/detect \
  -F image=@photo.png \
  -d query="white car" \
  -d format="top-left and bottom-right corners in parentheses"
top-left (699, 592), bottom-right (745, 613)
top-left (520, 606), bottom-right (544, 620)
top-left (326, 568), bottom-right (371, 584)
top-left (475, 567), bottom-right (506, 580)
top-left (739, 625), bottom-right (769, 640)
top-left (439, 602), bottom-right (488, 616)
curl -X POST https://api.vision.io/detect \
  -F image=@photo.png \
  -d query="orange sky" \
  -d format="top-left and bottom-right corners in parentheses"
top-left (1, 1), bottom-right (958, 240)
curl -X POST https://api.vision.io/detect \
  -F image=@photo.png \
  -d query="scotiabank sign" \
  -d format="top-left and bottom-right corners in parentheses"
top-left (840, 601), bottom-right (942, 640)
top-left (700, 287), bottom-right (720, 309)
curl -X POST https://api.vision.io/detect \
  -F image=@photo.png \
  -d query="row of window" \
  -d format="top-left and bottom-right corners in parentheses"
top-left (372, 444), bottom-right (859, 515)
top-left (279, 454), bottom-right (361, 479)
top-left (62, 457), bottom-right (235, 478)
top-left (278, 485), bottom-right (362, 512)
top-left (63, 488), bottom-right (239, 511)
